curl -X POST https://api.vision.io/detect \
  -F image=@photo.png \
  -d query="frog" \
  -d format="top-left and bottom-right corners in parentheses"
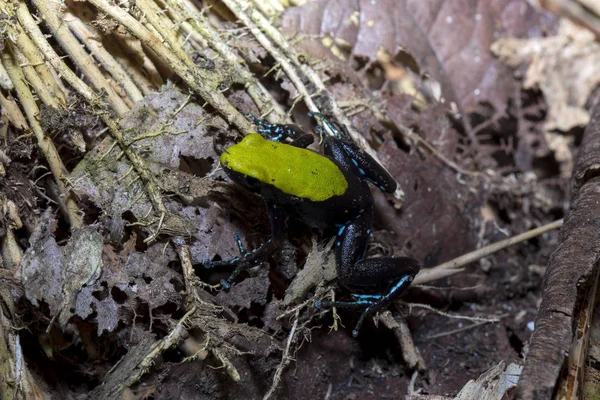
top-left (205, 113), bottom-right (420, 336)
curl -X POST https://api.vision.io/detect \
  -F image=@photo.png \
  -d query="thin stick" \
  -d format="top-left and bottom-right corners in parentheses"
top-left (9, 17), bottom-right (67, 105)
top-left (263, 309), bottom-right (300, 400)
top-left (413, 219), bottom-right (563, 285)
top-left (166, 0), bottom-right (287, 121)
top-left (378, 311), bottom-right (425, 371)
top-left (420, 319), bottom-right (494, 341)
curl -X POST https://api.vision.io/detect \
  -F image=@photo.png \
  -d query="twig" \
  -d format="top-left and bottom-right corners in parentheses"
top-left (420, 319), bottom-right (499, 341)
top-left (263, 309), bottom-right (300, 400)
top-left (125, 306), bottom-right (197, 386)
top-left (540, 0), bottom-right (600, 41)
top-left (0, 91), bottom-right (29, 130)
top-left (378, 311), bottom-right (425, 371)
top-left (9, 15), bottom-right (66, 105)
top-left (64, 11), bottom-right (144, 103)
top-left (1, 227), bottom-right (23, 270)
top-left (136, 0), bottom-right (190, 63)
top-left (165, 0), bottom-right (286, 121)
top-left (413, 219), bottom-right (563, 285)
top-left (16, 3), bottom-right (168, 219)
top-left (403, 302), bottom-right (501, 323)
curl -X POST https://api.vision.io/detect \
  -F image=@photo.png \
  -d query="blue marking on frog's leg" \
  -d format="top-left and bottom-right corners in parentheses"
top-left (351, 293), bottom-right (382, 301)
top-left (234, 233), bottom-right (247, 256)
top-left (351, 274), bottom-right (413, 336)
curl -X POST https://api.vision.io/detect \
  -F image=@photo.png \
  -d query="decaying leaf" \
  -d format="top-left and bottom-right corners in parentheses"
top-left (283, 238), bottom-right (336, 306)
top-left (492, 20), bottom-right (600, 176)
top-left (75, 240), bottom-right (183, 335)
top-left (19, 210), bottom-right (103, 328)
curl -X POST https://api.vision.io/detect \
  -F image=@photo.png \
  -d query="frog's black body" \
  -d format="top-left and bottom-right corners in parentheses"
top-left (209, 114), bottom-right (420, 336)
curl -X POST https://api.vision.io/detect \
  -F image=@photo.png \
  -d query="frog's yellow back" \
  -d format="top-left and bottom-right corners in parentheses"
top-left (220, 134), bottom-right (348, 202)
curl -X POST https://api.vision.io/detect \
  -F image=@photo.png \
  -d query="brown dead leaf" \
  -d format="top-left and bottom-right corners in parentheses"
top-left (281, 0), bottom-right (557, 116)
top-left (492, 19), bottom-right (600, 132)
top-left (492, 20), bottom-right (600, 177)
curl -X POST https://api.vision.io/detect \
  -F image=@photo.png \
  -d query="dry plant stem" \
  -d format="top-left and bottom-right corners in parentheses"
top-left (222, 0), bottom-right (405, 201)
top-left (65, 13), bottom-right (144, 103)
top-left (404, 302), bottom-right (501, 323)
top-left (1, 48), bottom-right (83, 228)
top-left (541, 0), bottom-right (600, 40)
top-left (263, 309), bottom-right (300, 400)
top-left (556, 263), bottom-right (600, 399)
top-left (125, 306), bottom-right (197, 387)
top-left (212, 347), bottom-right (241, 382)
top-left (10, 18), bottom-right (67, 106)
top-left (421, 319), bottom-right (495, 341)
top-left (16, 3), bottom-right (97, 101)
top-left (136, 0), bottom-right (190, 63)
top-left (249, 0), bottom-right (285, 18)
top-left (378, 311), bottom-right (425, 371)
top-left (86, 0), bottom-right (252, 133)
top-left (352, 100), bottom-right (476, 176)
top-left (0, 61), bottom-right (11, 90)
top-left (413, 219), bottom-right (564, 285)
top-left (1, 228), bottom-right (23, 270)
top-left (109, 39), bottom-right (161, 96)
top-left (30, 0), bottom-right (130, 115)
top-left (0, 91), bottom-right (29, 130)
top-left (221, 0), bottom-right (319, 112)
top-left (13, 48), bottom-right (61, 109)
top-left (167, 0), bottom-right (287, 122)
top-left (16, 4), bottom-right (168, 218)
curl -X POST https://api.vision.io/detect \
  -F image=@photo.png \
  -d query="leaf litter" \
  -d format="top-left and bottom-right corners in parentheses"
top-left (0, 0), bottom-right (592, 398)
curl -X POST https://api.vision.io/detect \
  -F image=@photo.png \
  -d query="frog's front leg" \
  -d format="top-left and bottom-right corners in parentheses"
top-left (319, 212), bottom-right (420, 337)
top-left (318, 116), bottom-right (397, 193)
top-left (204, 201), bottom-right (285, 289)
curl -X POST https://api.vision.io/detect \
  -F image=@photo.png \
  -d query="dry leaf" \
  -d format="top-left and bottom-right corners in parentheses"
top-left (492, 20), bottom-right (600, 132)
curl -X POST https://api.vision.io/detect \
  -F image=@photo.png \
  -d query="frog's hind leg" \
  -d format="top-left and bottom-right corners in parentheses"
top-left (317, 257), bottom-right (419, 336)
top-left (317, 211), bottom-right (420, 336)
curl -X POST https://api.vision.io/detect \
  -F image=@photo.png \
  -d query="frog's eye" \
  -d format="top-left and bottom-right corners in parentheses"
top-left (241, 175), bottom-right (261, 190)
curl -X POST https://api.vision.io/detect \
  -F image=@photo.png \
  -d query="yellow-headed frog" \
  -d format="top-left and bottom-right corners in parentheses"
top-left (205, 113), bottom-right (420, 336)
